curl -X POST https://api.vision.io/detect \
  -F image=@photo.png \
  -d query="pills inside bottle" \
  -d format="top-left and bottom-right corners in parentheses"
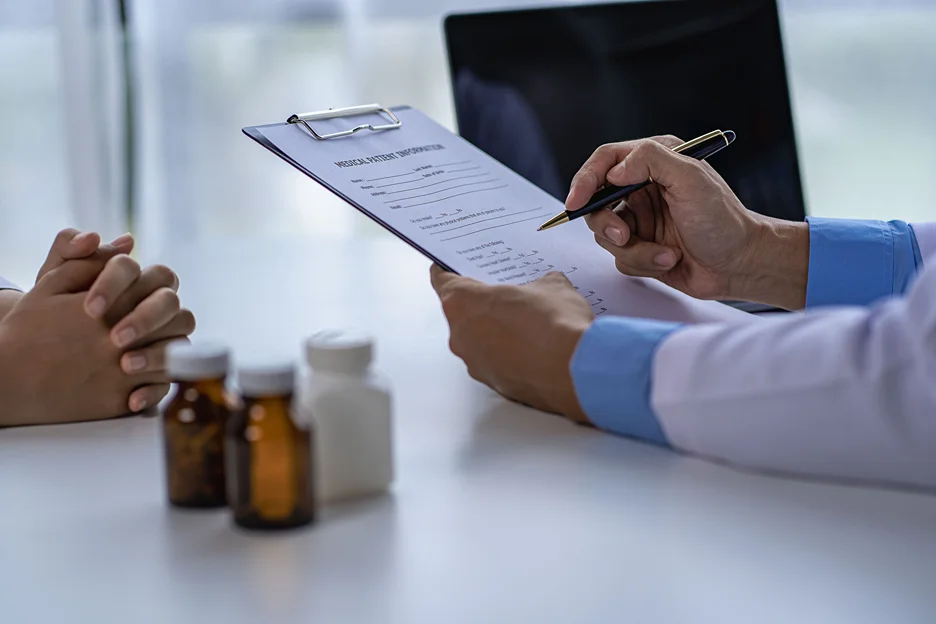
top-left (162, 343), bottom-right (232, 508)
top-left (226, 363), bottom-right (316, 530)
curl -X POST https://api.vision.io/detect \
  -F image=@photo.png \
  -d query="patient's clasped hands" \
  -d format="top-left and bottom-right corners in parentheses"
top-left (0, 229), bottom-right (195, 426)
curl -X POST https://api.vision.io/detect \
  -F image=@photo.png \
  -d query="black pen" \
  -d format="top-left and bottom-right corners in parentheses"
top-left (536, 129), bottom-right (736, 231)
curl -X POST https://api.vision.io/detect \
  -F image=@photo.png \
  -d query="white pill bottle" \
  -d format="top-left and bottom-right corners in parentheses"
top-left (302, 330), bottom-right (394, 504)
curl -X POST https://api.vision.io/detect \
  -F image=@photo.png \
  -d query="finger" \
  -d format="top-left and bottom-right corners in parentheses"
top-left (567, 135), bottom-right (684, 211)
top-left (584, 209), bottom-right (631, 246)
top-left (128, 384), bottom-right (171, 414)
top-left (567, 143), bottom-right (630, 211)
top-left (108, 232), bottom-right (135, 251)
top-left (84, 255), bottom-right (142, 319)
top-left (121, 337), bottom-right (184, 375)
top-left (103, 264), bottom-right (180, 328)
top-left (34, 256), bottom-right (112, 296)
top-left (35, 230), bottom-right (137, 286)
top-left (36, 229), bottom-right (100, 282)
top-left (110, 287), bottom-right (180, 349)
top-left (595, 234), bottom-right (682, 276)
top-left (126, 309), bottom-right (196, 349)
top-left (605, 139), bottom-right (702, 190)
top-left (534, 270), bottom-right (575, 289)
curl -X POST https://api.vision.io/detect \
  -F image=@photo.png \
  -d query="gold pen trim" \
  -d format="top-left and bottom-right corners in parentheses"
top-left (536, 212), bottom-right (570, 231)
top-left (672, 129), bottom-right (723, 154)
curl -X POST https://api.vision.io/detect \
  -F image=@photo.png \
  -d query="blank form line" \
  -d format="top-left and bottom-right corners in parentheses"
top-left (444, 166), bottom-right (481, 174)
top-left (432, 160), bottom-right (470, 168)
top-left (440, 214), bottom-right (549, 241)
top-left (367, 171), bottom-right (419, 182)
top-left (391, 179), bottom-right (500, 203)
top-left (430, 207), bottom-right (546, 235)
top-left (400, 184), bottom-right (508, 209)
top-left (376, 177), bottom-right (434, 189)
top-left (384, 173), bottom-right (489, 194)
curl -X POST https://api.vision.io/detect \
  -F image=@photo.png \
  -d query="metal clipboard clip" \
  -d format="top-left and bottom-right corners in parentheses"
top-left (286, 103), bottom-right (402, 140)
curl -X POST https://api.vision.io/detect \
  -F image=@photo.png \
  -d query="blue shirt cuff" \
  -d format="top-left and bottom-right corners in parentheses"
top-left (570, 317), bottom-right (682, 446)
top-left (806, 217), bottom-right (922, 308)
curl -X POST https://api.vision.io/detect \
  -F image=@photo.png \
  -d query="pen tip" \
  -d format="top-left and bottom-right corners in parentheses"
top-left (536, 212), bottom-right (570, 232)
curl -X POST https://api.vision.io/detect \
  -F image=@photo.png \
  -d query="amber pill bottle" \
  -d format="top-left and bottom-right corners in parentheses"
top-left (162, 343), bottom-right (232, 508)
top-left (226, 363), bottom-right (316, 530)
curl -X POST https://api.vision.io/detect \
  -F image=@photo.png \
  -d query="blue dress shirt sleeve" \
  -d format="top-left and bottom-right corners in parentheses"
top-left (570, 317), bottom-right (683, 446)
top-left (806, 217), bottom-right (923, 308)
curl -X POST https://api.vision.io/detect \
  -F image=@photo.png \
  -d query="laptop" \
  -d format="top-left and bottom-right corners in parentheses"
top-left (443, 0), bottom-right (806, 223)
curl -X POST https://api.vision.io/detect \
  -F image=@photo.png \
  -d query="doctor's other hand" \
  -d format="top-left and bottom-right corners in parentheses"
top-left (430, 265), bottom-right (592, 423)
top-left (571, 137), bottom-right (808, 310)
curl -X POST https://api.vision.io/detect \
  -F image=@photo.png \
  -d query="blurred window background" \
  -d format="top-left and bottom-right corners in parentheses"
top-left (1, 0), bottom-right (934, 287)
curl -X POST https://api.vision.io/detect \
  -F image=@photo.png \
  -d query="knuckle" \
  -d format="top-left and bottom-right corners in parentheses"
top-left (465, 366), bottom-right (484, 383)
top-left (155, 289), bottom-right (181, 316)
top-left (615, 258), bottom-right (637, 275)
top-left (439, 294), bottom-right (458, 318)
top-left (54, 228), bottom-right (78, 246)
top-left (659, 134), bottom-right (682, 146)
top-left (593, 142), bottom-right (616, 158)
top-left (149, 264), bottom-right (177, 288)
top-left (595, 233), bottom-right (620, 255)
top-left (177, 309), bottom-right (196, 334)
top-left (147, 342), bottom-right (170, 363)
top-left (440, 288), bottom-right (467, 316)
top-left (632, 139), bottom-right (653, 155)
top-left (135, 385), bottom-right (170, 410)
top-left (544, 270), bottom-right (569, 284)
top-left (110, 254), bottom-right (141, 276)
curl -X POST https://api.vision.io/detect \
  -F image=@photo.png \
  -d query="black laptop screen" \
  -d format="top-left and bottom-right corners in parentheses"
top-left (444, 0), bottom-right (806, 221)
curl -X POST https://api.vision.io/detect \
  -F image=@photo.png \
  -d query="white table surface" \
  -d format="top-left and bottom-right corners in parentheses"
top-left (3, 237), bottom-right (936, 624)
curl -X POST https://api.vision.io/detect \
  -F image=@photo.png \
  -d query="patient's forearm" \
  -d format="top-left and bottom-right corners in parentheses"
top-left (0, 290), bottom-right (23, 322)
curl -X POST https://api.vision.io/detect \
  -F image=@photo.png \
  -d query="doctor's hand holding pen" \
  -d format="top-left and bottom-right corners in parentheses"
top-left (573, 135), bottom-right (809, 311)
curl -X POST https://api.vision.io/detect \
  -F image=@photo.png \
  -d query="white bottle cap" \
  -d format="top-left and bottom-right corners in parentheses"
top-left (238, 362), bottom-right (296, 396)
top-left (167, 342), bottom-right (230, 381)
top-left (305, 329), bottom-right (374, 376)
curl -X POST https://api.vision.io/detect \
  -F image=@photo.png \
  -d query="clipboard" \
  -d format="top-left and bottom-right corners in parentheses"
top-left (243, 103), bottom-right (459, 273)
top-left (242, 103), bottom-right (753, 324)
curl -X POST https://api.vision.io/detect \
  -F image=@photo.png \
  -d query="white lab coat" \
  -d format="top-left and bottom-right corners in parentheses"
top-left (652, 223), bottom-right (936, 489)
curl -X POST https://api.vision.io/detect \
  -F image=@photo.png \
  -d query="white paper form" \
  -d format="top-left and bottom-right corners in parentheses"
top-left (251, 108), bottom-right (753, 324)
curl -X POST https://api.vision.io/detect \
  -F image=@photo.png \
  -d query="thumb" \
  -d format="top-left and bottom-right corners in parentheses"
top-left (605, 139), bottom-right (701, 191)
top-left (35, 230), bottom-right (135, 285)
top-left (33, 257), bottom-right (110, 297)
top-left (36, 229), bottom-right (100, 283)
top-left (430, 263), bottom-right (478, 295)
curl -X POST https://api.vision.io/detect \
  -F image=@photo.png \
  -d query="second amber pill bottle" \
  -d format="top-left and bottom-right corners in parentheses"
top-left (226, 363), bottom-right (316, 530)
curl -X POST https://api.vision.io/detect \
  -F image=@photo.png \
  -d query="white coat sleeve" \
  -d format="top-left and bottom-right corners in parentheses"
top-left (652, 258), bottom-right (936, 489)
